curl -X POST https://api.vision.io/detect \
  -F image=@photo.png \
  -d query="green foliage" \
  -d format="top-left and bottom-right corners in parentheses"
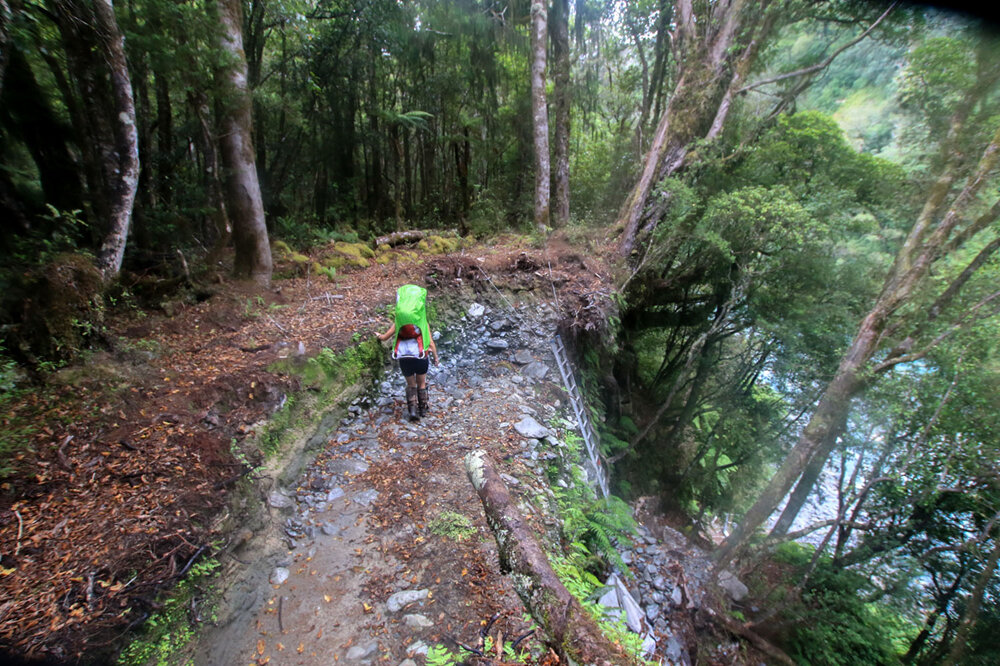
top-left (117, 557), bottom-right (220, 666)
top-left (550, 554), bottom-right (654, 665)
top-left (557, 485), bottom-right (637, 574)
top-left (426, 510), bottom-right (475, 542)
top-left (424, 644), bottom-right (459, 666)
top-left (770, 544), bottom-right (902, 666)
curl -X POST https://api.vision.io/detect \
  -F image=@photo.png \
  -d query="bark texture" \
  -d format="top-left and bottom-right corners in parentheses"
top-left (92, 0), bottom-right (139, 281)
top-left (215, 0), bottom-right (272, 287)
top-left (530, 0), bottom-right (550, 232)
top-left (551, 0), bottom-right (570, 227)
top-left (464, 450), bottom-right (638, 665)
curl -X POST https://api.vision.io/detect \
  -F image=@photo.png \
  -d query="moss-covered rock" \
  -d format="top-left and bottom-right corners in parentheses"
top-left (416, 235), bottom-right (461, 255)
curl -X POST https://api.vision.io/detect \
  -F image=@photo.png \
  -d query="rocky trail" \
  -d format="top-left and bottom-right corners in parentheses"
top-left (0, 239), bottom-right (752, 665)
top-left (192, 294), bottom-right (743, 666)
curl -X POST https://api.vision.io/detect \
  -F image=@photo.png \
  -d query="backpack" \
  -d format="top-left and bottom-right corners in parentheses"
top-left (392, 284), bottom-right (429, 359)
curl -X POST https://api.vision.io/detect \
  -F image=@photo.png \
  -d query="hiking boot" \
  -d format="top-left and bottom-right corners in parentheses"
top-left (417, 388), bottom-right (429, 417)
top-left (406, 386), bottom-right (420, 421)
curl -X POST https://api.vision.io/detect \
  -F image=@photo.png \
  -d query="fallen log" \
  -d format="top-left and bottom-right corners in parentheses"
top-left (464, 450), bottom-right (641, 666)
top-left (373, 228), bottom-right (457, 249)
top-left (702, 607), bottom-right (796, 665)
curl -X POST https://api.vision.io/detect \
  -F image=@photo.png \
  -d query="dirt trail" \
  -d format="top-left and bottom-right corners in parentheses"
top-left (194, 296), bottom-right (568, 665)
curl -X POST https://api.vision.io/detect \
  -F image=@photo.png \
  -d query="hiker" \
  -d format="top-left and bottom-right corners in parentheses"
top-left (376, 284), bottom-right (439, 421)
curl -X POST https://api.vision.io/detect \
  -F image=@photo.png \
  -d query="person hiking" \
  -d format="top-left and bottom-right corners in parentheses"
top-left (376, 284), bottom-right (439, 421)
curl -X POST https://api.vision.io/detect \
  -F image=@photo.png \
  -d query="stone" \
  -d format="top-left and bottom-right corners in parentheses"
top-left (398, 661), bottom-right (418, 666)
top-left (353, 489), bottom-right (379, 507)
top-left (345, 641), bottom-right (377, 660)
top-left (467, 303), bottom-right (485, 318)
top-left (652, 575), bottom-right (669, 591)
top-left (513, 350), bottom-right (534, 365)
top-left (514, 416), bottom-right (550, 439)
top-left (327, 487), bottom-right (345, 502)
top-left (407, 640), bottom-right (429, 656)
top-left (521, 361), bottom-right (550, 380)
top-left (267, 491), bottom-right (294, 509)
top-left (485, 338), bottom-right (509, 351)
top-left (717, 570), bottom-right (749, 602)
top-left (403, 613), bottom-right (434, 628)
top-left (671, 584), bottom-right (683, 606)
top-left (645, 604), bottom-right (661, 621)
top-left (270, 567), bottom-right (289, 585)
top-left (386, 588), bottom-right (430, 613)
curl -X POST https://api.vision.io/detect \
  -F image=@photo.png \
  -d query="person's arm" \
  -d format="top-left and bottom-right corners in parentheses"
top-left (376, 322), bottom-right (395, 342)
top-left (428, 331), bottom-right (439, 366)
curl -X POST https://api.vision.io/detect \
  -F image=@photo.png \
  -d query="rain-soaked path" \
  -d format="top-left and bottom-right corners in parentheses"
top-left (191, 294), bottom-right (735, 666)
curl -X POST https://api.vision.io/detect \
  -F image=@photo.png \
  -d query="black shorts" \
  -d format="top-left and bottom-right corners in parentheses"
top-left (398, 356), bottom-right (429, 377)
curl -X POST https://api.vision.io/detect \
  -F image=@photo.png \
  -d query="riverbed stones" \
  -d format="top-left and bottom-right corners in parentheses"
top-left (485, 338), bottom-right (509, 351)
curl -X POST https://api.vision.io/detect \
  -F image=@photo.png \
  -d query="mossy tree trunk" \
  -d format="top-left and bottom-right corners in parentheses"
top-left (464, 450), bottom-right (640, 666)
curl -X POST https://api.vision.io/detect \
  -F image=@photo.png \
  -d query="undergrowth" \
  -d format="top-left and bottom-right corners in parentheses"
top-left (116, 557), bottom-right (221, 666)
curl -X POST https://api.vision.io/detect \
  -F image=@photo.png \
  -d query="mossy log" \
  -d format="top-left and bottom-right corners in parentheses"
top-left (373, 229), bottom-right (457, 249)
top-left (464, 450), bottom-right (639, 666)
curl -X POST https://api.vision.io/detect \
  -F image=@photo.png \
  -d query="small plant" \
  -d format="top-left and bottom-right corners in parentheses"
top-left (427, 511), bottom-right (475, 542)
top-left (425, 644), bottom-right (459, 666)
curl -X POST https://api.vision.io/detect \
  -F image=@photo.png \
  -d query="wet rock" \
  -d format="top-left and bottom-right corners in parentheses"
top-left (514, 416), bottom-right (550, 439)
top-left (403, 613), bottom-right (434, 629)
top-left (717, 570), bottom-right (749, 601)
top-left (513, 350), bottom-right (534, 365)
top-left (521, 361), bottom-right (550, 380)
top-left (345, 641), bottom-right (378, 660)
top-left (268, 491), bottom-right (294, 509)
top-left (387, 588), bottom-right (430, 612)
top-left (353, 489), bottom-right (379, 507)
top-left (270, 567), bottom-right (289, 585)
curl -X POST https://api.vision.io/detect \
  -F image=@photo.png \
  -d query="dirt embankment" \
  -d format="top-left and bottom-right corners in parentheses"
top-left (0, 236), bottom-right (616, 663)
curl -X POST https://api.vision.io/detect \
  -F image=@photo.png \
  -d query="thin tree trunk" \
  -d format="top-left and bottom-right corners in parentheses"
top-left (940, 530), bottom-right (1000, 666)
top-left (530, 0), bottom-right (550, 232)
top-left (214, 0), bottom-right (271, 286)
top-left (92, 0), bottom-right (139, 281)
top-left (551, 0), bottom-right (570, 228)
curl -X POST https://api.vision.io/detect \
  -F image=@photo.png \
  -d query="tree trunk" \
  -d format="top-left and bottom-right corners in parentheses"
top-left (940, 532), bottom-right (1000, 666)
top-left (91, 0), bottom-right (139, 282)
top-left (769, 448), bottom-right (828, 538)
top-left (214, 0), bottom-right (271, 286)
top-left (551, 0), bottom-right (570, 227)
top-left (0, 0), bottom-right (12, 97)
top-left (464, 450), bottom-right (640, 665)
top-left (530, 0), bottom-right (550, 232)
top-left (616, 0), bottom-right (761, 257)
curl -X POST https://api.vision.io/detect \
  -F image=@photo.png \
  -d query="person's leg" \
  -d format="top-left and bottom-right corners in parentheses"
top-left (416, 365), bottom-right (429, 415)
top-left (400, 360), bottom-right (420, 420)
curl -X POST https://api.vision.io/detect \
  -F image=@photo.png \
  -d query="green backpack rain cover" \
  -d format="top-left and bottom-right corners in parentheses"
top-left (392, 284), bottom-right (429, 358)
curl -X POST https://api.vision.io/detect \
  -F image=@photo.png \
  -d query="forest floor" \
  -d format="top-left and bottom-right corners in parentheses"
top-left (0, 233), bottom-right (638, 664)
